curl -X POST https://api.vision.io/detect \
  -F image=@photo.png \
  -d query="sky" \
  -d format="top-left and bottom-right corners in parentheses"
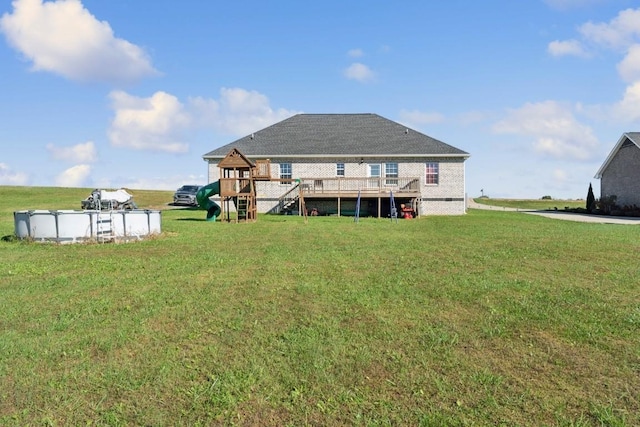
top-left (1, 0), bottom-right (640, 199)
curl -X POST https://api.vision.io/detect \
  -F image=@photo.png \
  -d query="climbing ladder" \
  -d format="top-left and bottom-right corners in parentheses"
top-left (236, 197), bottom-right (247, 220)
top-left (235, 195), bottom-right (257, 222)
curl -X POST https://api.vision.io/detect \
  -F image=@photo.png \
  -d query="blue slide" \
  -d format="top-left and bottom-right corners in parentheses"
top-left (196, 181), bottom-right (222, 221)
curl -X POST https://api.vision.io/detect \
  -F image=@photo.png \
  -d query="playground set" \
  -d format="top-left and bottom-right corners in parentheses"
top-left (195, 148), bottom-right (413, 223)
top-left (196, 148), bottom-right (307, 222)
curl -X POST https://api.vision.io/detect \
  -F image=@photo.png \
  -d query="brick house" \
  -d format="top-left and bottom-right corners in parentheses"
top-left (595, 132), bottom-right (640, 208)
top-left (202, 113), bottom-right (470, 217)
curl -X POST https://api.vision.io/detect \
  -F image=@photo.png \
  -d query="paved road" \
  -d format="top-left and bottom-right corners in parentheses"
top-left (467, 199), bottom-right (640, 225)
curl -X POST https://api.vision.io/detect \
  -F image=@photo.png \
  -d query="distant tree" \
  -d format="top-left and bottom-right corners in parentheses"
top-left (586, 183), bottom-right (595, 212)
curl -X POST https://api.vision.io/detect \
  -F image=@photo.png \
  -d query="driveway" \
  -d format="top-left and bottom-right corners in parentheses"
top-left (467, 199), bottom-right (640, 225)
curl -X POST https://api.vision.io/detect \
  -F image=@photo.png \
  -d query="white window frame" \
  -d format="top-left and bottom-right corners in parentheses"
top-left (368, 164), bottom-right (381, 178)
top-left (368, 163), bottom-right (381, 189)
top-left (385, 162), bottom-right (398, 186)
top-left (279, 162), bottom-right (292, 185)
top-left (336, 163), bottom-right (345, 177)
top-left (425, 162), bottom-right (439, 185)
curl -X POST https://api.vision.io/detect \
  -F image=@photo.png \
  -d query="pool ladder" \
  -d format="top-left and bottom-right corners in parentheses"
top-left (96, 200), bottom-right (115, 242)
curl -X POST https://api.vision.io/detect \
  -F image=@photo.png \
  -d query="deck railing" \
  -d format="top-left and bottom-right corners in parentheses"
top-left (297, 177), bottom-right (420, 195)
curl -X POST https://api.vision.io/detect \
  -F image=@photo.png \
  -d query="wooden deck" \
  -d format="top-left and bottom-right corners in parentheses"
top-left (273, 177), bottom-right (421, 217)
top-left (297, 177), bottom-right (420, 198)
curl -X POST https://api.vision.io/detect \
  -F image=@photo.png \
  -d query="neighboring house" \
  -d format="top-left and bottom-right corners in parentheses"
top-left (202, 113), bottom-right (470, 217)
top-left (595, 132), bottom-right (640, 208)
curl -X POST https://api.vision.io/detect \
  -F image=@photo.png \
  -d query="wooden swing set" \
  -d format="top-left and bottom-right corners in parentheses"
top-left (217, 148), bottom-right (307, 222)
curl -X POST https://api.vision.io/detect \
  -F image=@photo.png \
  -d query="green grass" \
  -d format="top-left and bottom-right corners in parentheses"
top-left (474, 198), bottom-right (586, 210)
top-left (1, 187), bottom-right (639, 426)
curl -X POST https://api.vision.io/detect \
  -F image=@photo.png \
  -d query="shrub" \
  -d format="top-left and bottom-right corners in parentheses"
top-left (586, 183), bottom-right (595, 212)
top-left (595, 195), bottom-right (617, 214)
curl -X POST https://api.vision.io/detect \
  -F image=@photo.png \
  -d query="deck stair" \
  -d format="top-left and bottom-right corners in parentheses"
top-left (278, 183), bottom-right (301, 214)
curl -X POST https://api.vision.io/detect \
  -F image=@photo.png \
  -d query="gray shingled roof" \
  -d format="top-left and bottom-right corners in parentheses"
top-left (627, 132), bottom-right (640, 145)
top-left (203, 114), bottom-right (469, 159)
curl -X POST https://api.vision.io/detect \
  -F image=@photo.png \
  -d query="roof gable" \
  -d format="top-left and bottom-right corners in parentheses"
top-left (203, 114), bottom-right (469, 159)
top-left (595, 132), bottom-right (640, 178)
top-left (218, 148), bottom-right (255, 169)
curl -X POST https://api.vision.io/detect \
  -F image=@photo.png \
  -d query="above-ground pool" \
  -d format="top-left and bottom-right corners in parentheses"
top-left (14, 209), bottom-right (162, 244)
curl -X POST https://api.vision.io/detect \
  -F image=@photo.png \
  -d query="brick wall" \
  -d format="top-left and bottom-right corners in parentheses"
top-left (207, 157), bottom-right (467, 215)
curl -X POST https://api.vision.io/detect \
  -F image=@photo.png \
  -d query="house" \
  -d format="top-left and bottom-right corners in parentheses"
top-left (595, 132), bottom-right (640, 208)
top-left (202, 113), bottom-right (470, 217)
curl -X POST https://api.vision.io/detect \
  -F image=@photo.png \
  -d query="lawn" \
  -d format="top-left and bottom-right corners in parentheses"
top-left (1, 187), bottom-right (639, 426)
top-left (473, 198), bottom-right (586, 210)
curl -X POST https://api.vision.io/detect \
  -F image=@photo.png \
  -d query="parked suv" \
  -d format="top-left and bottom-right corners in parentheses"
top-left (173, 185), bottom-right (202, 206)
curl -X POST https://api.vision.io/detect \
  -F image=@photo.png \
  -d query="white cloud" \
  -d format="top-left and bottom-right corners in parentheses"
top-left (617, 44), bottom-right (640, 82)
top-left (347, 48), bottom-right (364, 58)
top-left (108, 91), bottom-right (191, 153)
top-left (550, 9), bottom-right (640, 66)
top-left (549, 8), bottom-right (640, 125)
top-left (108, 87), bottom-right (300, 151)
top-left (0, 163), bottom-right (29, 185)
top-left (493, 101), bottom-right (599, 160)
top-left (547, 39), bottom-right (589, 57)
top-left (609, 81), bottom-right (640, 121)
top-left (189, 87), bottom-right (300, 136)
top-left (46, 141), bottom-right (97, 163)
top-left (55, 164), bottom-right (91, 187)
top-left (344, 62), bottom-right (375, 83)
top-left (0, 0), bottom-right (157, 84)
top-left (398, 109), bottom-right (445, 127)
top-left (579, 8), bottom-right (640, 51)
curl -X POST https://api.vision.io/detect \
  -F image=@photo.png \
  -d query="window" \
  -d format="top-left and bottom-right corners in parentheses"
top-left (425, 162), bottom-right (439, 185)
top-left (368, 164), bottom-right (381, 188)
top-left (336, 163), bottom-right (345, 177)
top-left (279, 163), bottom-right (292, 184)
top-left (385, 162), bottom-right (398, 186)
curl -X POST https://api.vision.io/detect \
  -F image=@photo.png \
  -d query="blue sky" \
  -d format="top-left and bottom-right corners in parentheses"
top-left (1, 0), bottom-right (639, 199)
